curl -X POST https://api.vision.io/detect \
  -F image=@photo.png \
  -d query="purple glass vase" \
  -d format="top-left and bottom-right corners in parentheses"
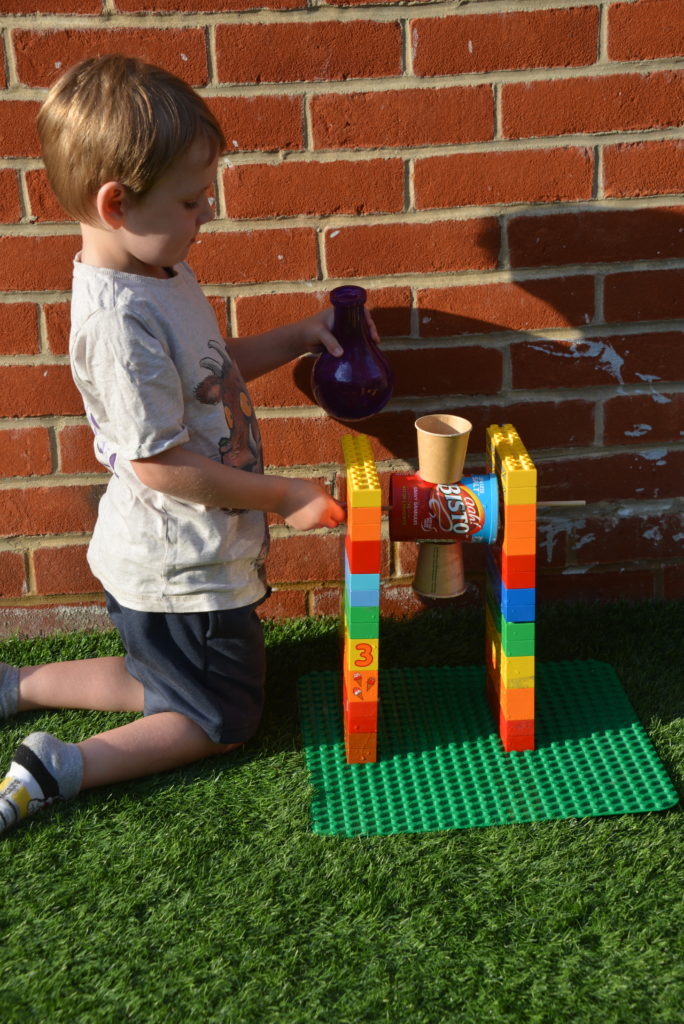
top-left (311, 285), bottom-right (394, 421)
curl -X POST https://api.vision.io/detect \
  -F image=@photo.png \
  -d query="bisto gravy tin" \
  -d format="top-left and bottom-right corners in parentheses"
top-left (389, 473), bottom-right (499, 544)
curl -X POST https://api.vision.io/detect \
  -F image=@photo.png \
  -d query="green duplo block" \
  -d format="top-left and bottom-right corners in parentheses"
top-left (487, 590), bottom-right (535, 657)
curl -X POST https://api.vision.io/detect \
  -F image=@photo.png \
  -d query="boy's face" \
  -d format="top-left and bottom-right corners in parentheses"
top-left (117, 135), bottom-right (218, 276)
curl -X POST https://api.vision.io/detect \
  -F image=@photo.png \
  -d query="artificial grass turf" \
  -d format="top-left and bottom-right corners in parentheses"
top-left (0, 600), bottom-right (681, 1024)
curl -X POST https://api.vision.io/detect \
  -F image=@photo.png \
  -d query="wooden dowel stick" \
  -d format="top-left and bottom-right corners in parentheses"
top-left (537, 500), bottom-right (586, 507)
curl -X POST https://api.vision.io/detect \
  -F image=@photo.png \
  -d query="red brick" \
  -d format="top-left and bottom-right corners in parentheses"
top-left (608, 0), bottom-right (684, 61)
top-left (44, 303), bottom-right (71, 355)
top-left (205, 297), bottom-right (228, 339)
top-left (256, 587), bottom-right (308, 620)
top-left (0, 101), bottom-right (41, 158)
top-left (311, 85), bottom-right (493, 150)
top-left (390, 345), bottom-right (503, 397)
top-left (0, 428), bottom-right (52, 478)
top-left (663, 565), bottom-right (684, 599)
top-left (215, 21), bottom-right (401, 84)
top-left (206, 95), bottom-right (303, 153)
top-left (511, 332), bottom-right (684, 390)
top-left (261, 416), bottom-right (356, 466)
top-left (572, 510), bottom-right (683, 565)
top-left (604, 392), bottom-right (684, 446)
top-left (0, 304), bottom-right (39, 356)
top-left (0, 551), bottom-right (26, 598)
top-left (32, 544), bottom-right (100, 596)
top-left (0, 484), bottom-right (103, 537)
top-left (234, 286), bottom-right (412, 339)
top-left (537, 449), bottom-right (684, 502)
top-left (538, 568), bottom-right (656, 604)
top-left (223, 158), bottom-right (404, 219)
top-left (0, 365), bottom-right (82, 418)
top-left (417, 277), bottom-right (595, 336)
top-left (604, 269), bottom-right (684, 323)
top-left (0, 170), bottom-right (21, 223)
top-left (509, 207), bottom-right (684, 268)
top-left (58, 424), bottom-right (106, 475)
top-left (415, 148), bottom-right (593, 210)
top-left (26, 169), bottom-right (69, 223)
top-left (118, 0), bottom-right (304, 10)
top-left (413, 7), bottom-right (598, 76)
top-left (325, 219), bottom-right (499, 278)
top-left (0, 235), bottom-right (79, 292)
top-left (309, 587), bottom-right (342, 617)
top-left (4, 0), bottom-right (99, 10)
top-left (503, 71), bottom-right (684, 139)
top-left (267, 533), bottom-right (346, 583)
top-left (189, 229), bottom-right (317, 286)
top-left (13, 29), bottom-right (209, 87)
top-left (603, 140), bottom-right (684, 198)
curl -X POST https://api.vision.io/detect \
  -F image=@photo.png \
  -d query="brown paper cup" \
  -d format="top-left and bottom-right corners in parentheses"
top-left (413, 541), bottom-right (466, 599)
top-left (415, 414), bottom-right (472, 484)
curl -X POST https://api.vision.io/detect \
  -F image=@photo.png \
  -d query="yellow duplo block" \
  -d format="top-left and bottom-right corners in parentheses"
top-left (342, 434), bottom-right (381, 508)
top-left (503, 487), bottom-right (537, 506)
top-left (344, 637), bottom-right (379, 673)
top-left (498, 685), bottom-right (535, 720)
top-left (500, 651), bottom-right (535, 688)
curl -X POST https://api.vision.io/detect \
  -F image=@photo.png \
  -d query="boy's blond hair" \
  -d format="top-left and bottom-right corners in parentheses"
top-left (37, 54), bottom-right (226, 224)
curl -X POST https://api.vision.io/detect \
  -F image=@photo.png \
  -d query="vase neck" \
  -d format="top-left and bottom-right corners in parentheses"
top-left (332, 301), bottom-right (367, 346)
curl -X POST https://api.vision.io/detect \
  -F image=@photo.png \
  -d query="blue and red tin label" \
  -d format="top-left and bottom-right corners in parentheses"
top-left (389, 473), bottom-right (499, 544)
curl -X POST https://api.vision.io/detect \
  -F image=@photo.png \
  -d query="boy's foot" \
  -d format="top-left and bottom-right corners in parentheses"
top-left (0, 731), bottom-right (83, 835)
top-left (0, 662), bottom-right (20, 719)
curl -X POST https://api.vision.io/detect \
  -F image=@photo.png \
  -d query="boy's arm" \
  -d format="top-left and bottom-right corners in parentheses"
top-left (131, 445), bottom-right (345, 531)
top-left (227, 308), bottom-right (379, 382)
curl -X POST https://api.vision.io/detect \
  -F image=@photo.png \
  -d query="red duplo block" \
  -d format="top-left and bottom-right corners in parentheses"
top-left (345, 534), bottom-right (381, 573)
top-left (344, 699), bottom-right (378, 733)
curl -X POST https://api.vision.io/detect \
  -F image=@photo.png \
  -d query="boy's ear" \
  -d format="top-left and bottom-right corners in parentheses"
top-left (95, 182), bottom-right (128, 229)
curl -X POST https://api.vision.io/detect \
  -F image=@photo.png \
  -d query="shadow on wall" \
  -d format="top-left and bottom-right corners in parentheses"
top-left (290, 206), bottom-right (684, 482)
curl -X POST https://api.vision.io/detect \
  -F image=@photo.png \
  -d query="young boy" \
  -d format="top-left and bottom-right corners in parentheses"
top-left (0, 54), bottom-right (352, 834)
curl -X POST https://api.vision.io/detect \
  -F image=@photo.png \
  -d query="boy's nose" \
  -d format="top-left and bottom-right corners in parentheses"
top-left (198, 195), bottom-right (215, 226)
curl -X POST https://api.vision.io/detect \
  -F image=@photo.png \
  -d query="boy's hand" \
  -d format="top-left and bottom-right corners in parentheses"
top-left (298, 308), bottom-right (380, 358)
top-left (276, 478), bottom-right (346, 531)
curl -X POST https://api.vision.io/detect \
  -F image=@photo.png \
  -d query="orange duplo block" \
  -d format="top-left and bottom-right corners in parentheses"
top-left (348, 505), bottom-right (382, 527)
top-left (503, 519), bottom-right (537, 542)
top-left (502, 534), bottom-right (536, 557)
top-left (344, 698), bottom-right (378, 733)
top-left (347, 520), bottom-right (382, 543)
top-left (503, 503), bottom-right (537, 525)
top-left (498, 685), bottom-right (535, 720)
top-left (344, 662), bottom-right (379, 702)
top-left (344, 724), bottom-right (377, 763)
top-left (345, 534), bottom-right (381, 573)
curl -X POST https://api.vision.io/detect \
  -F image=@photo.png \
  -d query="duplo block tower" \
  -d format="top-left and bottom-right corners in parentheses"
top-left (340, 421), bottom-right (538, 763)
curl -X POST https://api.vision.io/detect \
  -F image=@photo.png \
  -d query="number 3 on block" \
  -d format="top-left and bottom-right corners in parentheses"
top-left (352, 640), bottom-right (378, 671)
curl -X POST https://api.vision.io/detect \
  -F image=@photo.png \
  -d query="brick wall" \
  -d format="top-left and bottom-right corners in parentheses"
top-left (0, 0), bottom-right (682, 635)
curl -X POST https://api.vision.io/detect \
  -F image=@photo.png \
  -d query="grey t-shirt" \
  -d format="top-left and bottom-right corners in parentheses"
top-left (69, 258), bottom-right (269, 613)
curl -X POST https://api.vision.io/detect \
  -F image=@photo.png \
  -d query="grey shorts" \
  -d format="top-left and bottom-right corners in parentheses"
top-left (105, 592), bottom-right (266, 744)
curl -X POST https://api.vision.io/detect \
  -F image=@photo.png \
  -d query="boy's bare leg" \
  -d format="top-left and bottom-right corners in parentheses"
top-left (19, 657), bottom-right (144, 713)
top-left (78, 711), bottom-right (239, 790)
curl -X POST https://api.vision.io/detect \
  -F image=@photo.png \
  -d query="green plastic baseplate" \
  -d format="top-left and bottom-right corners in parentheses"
top-left (297, 660), bottom-right (679, 837)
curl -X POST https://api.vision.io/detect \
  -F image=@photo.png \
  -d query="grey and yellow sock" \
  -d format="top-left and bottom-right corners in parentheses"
top-left (0, 731), bottom-right (83, 835)
top-left (0, 662), bottom-right (20, 719)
